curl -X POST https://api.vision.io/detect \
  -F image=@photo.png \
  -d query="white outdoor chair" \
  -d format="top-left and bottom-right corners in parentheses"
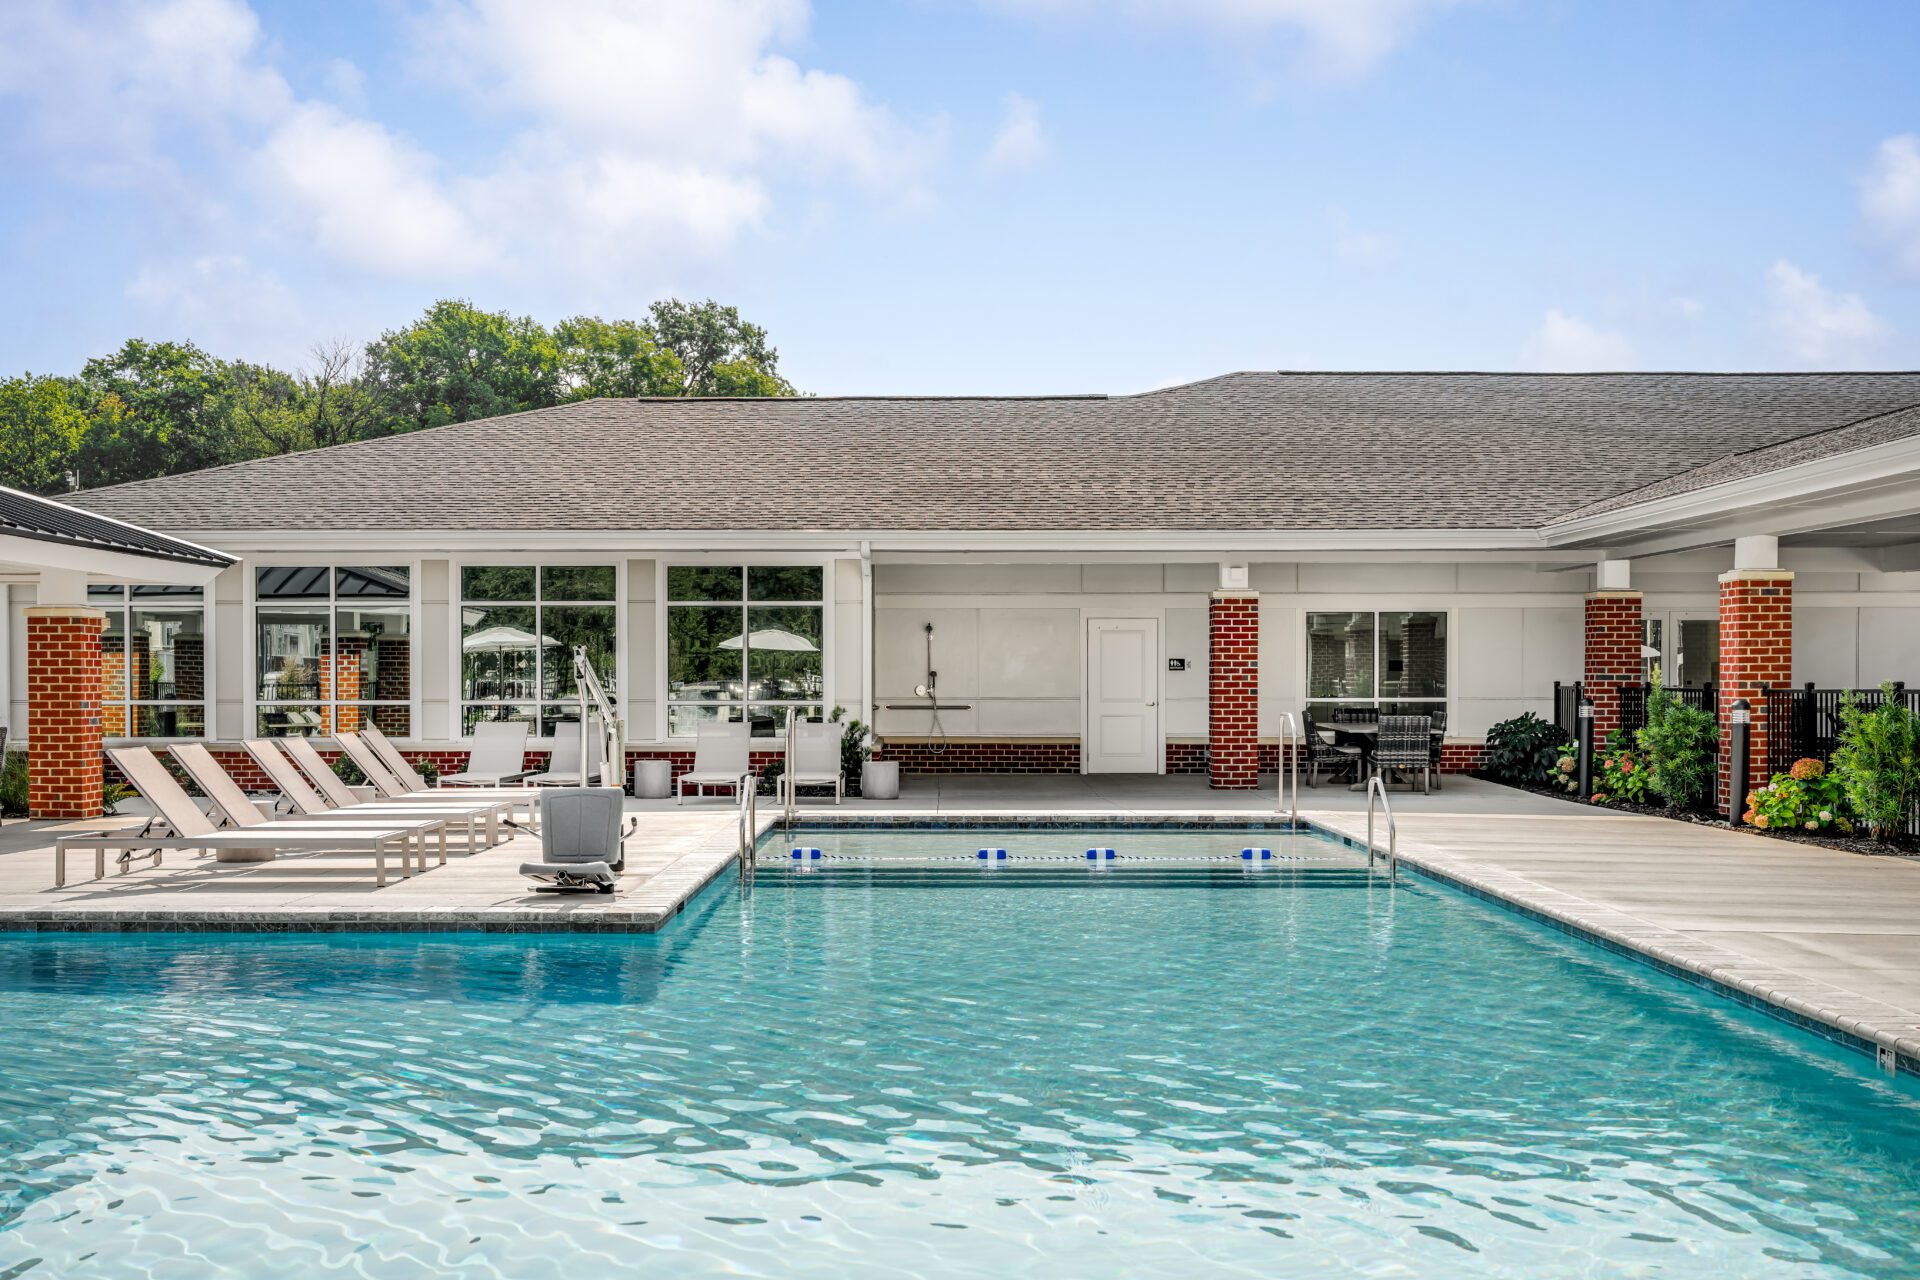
top-left (280, 735), bottom-right (539, 828)
top-left (53, 748), bottom-right (434, 888)
top-left (677, 721), bottom-right (751, 803)
top-left (786, 720), bottom-right (843, 805)
top-left (240, 739), bottom-right (513, 847)
top-left (440, 721), bottom-right (534, 787)
top-left (524, 720), bottom-right (605, 787)
top-left (167, 743), bottom-right (458, 862)
top-left (358, 723), bottom-right (430, 792)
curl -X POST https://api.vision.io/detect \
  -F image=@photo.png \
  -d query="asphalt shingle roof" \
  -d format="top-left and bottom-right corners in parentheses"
top-left (66, 372), bottom-right (1920, 534)
top-left (0, 485), bottom-right (234, 567)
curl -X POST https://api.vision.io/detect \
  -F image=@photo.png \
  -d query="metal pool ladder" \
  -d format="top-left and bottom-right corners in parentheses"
top-left (1365, 775), bottom-right (1398, 884)
top-left (737, 766), bottom-right (759, 886)
top-left (1275, 710), bottom-right (1300, 828)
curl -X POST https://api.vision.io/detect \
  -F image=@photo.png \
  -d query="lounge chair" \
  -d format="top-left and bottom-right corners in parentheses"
top-left (240, 739), bottom-right (511, 844)
top-left (167, 743), bottom-right (456, 864)
top-left (677, 721), bottom-right (751, 803)
top-left (54, 748), bottom-right (434, 888)
top-left (279, 736), bottom-right (539, 829)
top-left (519, 787), bottom-right (635, 894)
top-left (358, 723), bottom-right (433, 793)
top-left (439, 721), bottom-right (535, 788)
top-left (522, 720), bottom-right (605, 787)
top-left (786, 720), bottom-right (843, 805)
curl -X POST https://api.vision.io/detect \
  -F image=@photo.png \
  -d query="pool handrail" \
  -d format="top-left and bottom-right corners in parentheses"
top-left (1275, 710), bottom-right (1300, 828)
top-left (1365, 775), bottom-right (1398, 884)
top-left (738, 764), bottom-right (758, 884)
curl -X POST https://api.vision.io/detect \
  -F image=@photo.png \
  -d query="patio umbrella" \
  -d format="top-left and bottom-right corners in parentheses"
top-left (462, 626), bottom-right (554, 700)
top-left (719, 628), bottom-right (818, 652)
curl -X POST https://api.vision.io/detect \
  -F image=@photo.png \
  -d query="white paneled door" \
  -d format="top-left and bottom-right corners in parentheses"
top-left (1085, 617), bottom-right (1160, 773)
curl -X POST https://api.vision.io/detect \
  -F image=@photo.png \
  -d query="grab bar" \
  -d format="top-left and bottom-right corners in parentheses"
top-left (737, 767), bottom-right (758, 883)
top-left (782, 708), bottom-right (797, 830)
top-left (1365, 775), bottom-right (1397, 884)
top-left (1275, 710), bottom-right (1300, 828)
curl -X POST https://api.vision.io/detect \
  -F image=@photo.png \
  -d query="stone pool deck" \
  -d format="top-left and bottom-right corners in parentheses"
top-left (1, 773), bottom-right (1916, 1074)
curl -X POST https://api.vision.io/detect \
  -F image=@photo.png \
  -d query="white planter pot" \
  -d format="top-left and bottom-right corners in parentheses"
top-left (861, 760), bottom-right (900, 800)
top-left (632, 759), bottom-right (672, 799)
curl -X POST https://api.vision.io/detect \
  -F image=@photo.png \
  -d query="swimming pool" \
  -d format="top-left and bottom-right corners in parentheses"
top-left (2, 825), bottom-right (1916, 1278)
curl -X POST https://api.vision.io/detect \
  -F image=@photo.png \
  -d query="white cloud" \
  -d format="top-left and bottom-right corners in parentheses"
top-left (1764, 260), bottom-right (1890, 367)
top-left (1520, 310), bottom-right (1637, 372)
top-left (255, 104), bottom-right (496, 278)
top-left (0, 0), bottom-right (289, 181)
top-left (981, 92), bottom-right (1050, 175)
top-left (1329, 208), bottom-right (1391, 267)
top-left (125, 254), bottom-right (309, 359)
top-left (987, 0), bottom-right (1463, 75)
top-left (1859, 134), bottom-right (1920, 279)
top-left (0, 0), bottom-right (933, 293)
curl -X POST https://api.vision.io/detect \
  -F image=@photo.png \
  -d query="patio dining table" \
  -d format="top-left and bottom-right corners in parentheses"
top-left (1326, 718), bottom-right (1443, 791)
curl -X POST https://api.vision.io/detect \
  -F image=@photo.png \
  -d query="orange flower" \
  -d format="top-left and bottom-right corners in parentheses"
top-left (1742, 809), bottom-right (1758, 826)
top-left (1753, 814), bottom-right (1769, 829)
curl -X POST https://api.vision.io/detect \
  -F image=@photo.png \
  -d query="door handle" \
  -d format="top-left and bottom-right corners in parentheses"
top-left (1146, 701), bottom-right (1157, 707)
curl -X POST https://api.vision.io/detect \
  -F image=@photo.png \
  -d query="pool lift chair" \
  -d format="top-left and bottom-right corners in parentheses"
top-left (520, 648), bottom-right (636, 894)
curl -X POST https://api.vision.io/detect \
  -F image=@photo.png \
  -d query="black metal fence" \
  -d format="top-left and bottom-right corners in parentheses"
top-left (1763, 682), bottom-right (1916, 777)
top-left (1553, 681), bottom-right (1719, 738)
top-left (1620, 683), bottom-right (1717, 735)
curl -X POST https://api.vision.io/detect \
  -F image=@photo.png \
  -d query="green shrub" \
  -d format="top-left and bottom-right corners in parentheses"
top-left (0, 750), bottom-right (26, 817)
top-left (1636, 687), bottom-right (1718, 812)
top-left (1590, 729), bottom-right (1650, 806)
top-left (1745, 758), bottom-right (1851, 833)
top-left (1831, 683), bottom-right (1920, 840)
top-left (1481, 712), bottom-right (1566, 786)
top-left (331, 752), bottom-right (366, 787)
top-left (102, 770), bottom-right (134, 816)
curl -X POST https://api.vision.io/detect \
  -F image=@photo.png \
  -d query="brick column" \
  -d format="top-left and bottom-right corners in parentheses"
top-left (27, 607), bottom-right (107, 819)
top-left (1583, 591), bottom-right (1643, 738)
top-left (1718, 570), bottom-right (1794, 808)
top-left (1209, 591), bottom-right (1260, 789)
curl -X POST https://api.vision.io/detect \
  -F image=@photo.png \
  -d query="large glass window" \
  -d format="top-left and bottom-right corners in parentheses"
top-left (254, 566), bottom-right (412, 737)
top-left (1306, 610), bottom-right (1447, 722)
top-left (666, 565), bottom-right (823, 736)
top-left (460, 565), bottom-right (617, 736)
top-left (89, 584), bottom-right (208, 738)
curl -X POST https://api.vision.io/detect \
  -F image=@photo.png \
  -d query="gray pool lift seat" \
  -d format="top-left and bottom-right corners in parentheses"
top-left (520, 787), bottom-right (636, 894)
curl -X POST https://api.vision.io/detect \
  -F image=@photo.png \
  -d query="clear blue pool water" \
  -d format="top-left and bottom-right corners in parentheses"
top-left (2, 826), bottom-right (1917, 1279)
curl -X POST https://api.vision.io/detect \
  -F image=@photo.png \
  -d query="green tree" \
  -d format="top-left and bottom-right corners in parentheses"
top-left (228, 341), bottom-right (383, 456)
top-left (1832, 683), bottom-right (1920, 841)
top-left (552, 315), bottom-right (684, 399)
top-left (364, 299), bottom-right (560, 431)
top-left (646, 298), bottom-right (793, 396)
top-left (0, 373), bottom-right (88, 494)
top-left (73, 339), bottom-right (238, 487)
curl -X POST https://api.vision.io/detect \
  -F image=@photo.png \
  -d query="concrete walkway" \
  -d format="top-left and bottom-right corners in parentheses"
top-left (0, 806), bottom-right (759, 931)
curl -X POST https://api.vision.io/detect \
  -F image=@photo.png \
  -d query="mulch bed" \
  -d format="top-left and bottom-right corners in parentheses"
top-left (1477, 775), bottom-right (1917, 858)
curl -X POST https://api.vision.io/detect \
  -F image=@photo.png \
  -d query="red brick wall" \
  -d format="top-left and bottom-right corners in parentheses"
top-left (1209, 592), bottom-right (1260, 789)
top-left (27, 608), bottom-right (106, 819)
top-left (1583, 591), bottom-right (1643, 738)
top-left (1718, 571), bottom-right (1793, 811)
top-left (875, 740), bottom-right (1080, 774)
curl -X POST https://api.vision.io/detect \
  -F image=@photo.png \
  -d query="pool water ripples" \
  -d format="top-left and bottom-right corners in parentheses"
top-left (1, 827), bottom-right (1917, 1277)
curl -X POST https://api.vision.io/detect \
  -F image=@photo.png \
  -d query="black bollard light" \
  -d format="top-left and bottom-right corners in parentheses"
top-left (1576, 697), bottom-right (1595, 801)
top-left (1728, 698), bottom-right (1751, 825)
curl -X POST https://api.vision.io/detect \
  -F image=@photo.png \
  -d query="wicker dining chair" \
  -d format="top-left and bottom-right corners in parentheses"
top-left (1373, 714), bottom-right (1433, 793)
top-left (1425, 708), bottom-right (1447, 791)
top-left (1300, 711), bottom-right (1362, 787)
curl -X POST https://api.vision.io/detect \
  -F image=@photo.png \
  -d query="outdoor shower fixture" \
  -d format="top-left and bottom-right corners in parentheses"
top-left (914, 621), bottom-right (948, 754)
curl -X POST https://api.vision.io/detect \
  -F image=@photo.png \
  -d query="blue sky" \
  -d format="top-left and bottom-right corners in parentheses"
top-left (2, 0), bottom-right (1918, 393)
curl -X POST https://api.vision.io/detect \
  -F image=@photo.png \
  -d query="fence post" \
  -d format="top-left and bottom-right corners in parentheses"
top-left (1728, 698), bottom-right (1751, 825)
top-left (1576, 697), bottom-right (1595, 801)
